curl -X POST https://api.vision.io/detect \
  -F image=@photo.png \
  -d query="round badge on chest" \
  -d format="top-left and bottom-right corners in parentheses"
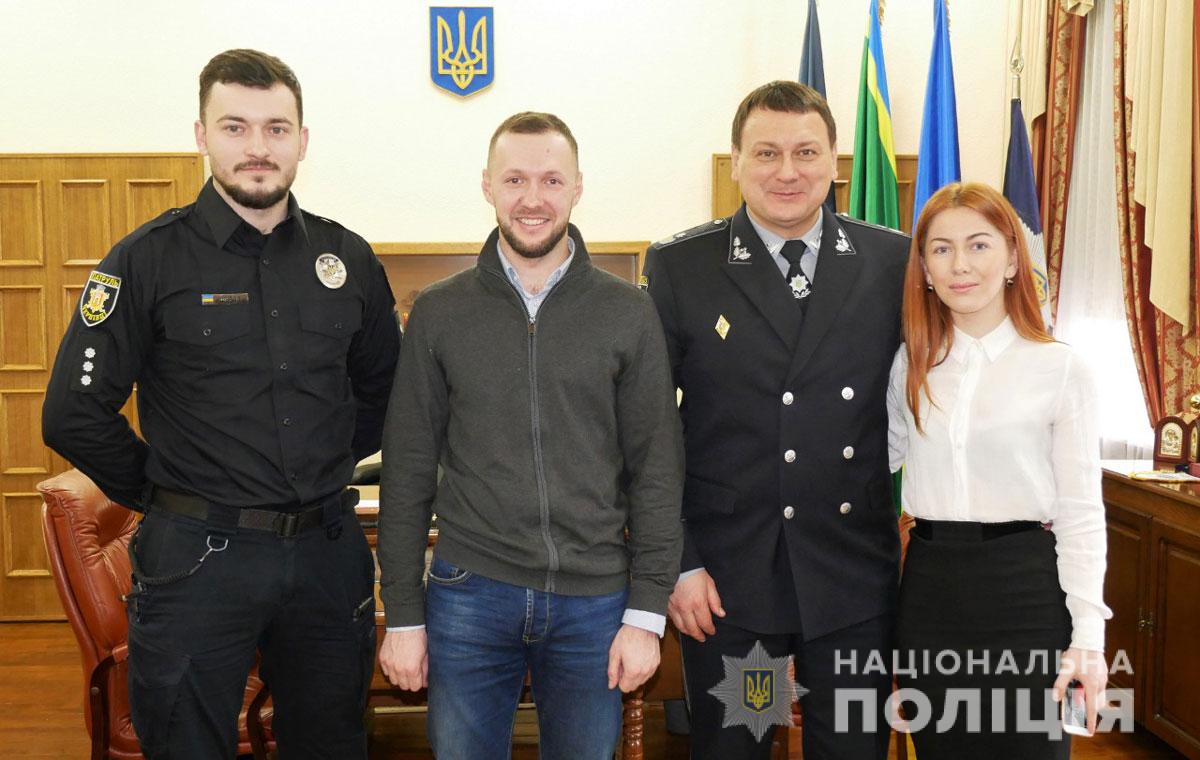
top-left (315, 253), bottom-right (347, 289)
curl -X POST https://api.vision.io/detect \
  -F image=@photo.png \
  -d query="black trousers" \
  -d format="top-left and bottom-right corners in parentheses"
top-left (680, 614), bottom-right (893, 760)
top-left (125, 503), bottom-right (376, 760)
top-left (896, 526), bottom-right (1073, 760)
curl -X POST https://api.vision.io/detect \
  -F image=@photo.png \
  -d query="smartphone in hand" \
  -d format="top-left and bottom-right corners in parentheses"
top-left (1061, 680), bottom-right (1091, 736)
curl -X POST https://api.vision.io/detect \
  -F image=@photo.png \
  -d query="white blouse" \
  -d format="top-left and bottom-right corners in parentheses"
top-left (887, 317), bottom-right (1112, 652)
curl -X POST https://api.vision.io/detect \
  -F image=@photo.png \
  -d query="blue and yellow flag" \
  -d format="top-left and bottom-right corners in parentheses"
top-left (912, 0), bottom-right (961, 229)
top-left (849, 0), bottom-right (900, 230)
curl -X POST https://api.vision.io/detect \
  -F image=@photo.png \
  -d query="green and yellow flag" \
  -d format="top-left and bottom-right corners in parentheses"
top-left (849, 0), bottom-right (901, 230)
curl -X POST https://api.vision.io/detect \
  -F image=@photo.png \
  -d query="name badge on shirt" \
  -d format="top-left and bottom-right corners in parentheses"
top-left (200, 293), bottom-right (250, 306)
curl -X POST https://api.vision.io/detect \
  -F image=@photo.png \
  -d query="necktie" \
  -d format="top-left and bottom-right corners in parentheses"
top-left (780, 240), bottom-right (813, 306)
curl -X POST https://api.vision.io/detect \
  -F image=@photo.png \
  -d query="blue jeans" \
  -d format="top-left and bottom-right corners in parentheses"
top-left (424, 555), bottom-right (627, 760)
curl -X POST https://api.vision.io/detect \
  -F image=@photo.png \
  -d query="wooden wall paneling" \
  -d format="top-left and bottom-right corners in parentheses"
top-left (124, 178), bottom-right (177, 237)
top-left (711, 153), bottom-right (918, 235)
top-left (0, 153), bottom-right (204, 620)
top-left (0, 180), bottom-right (45, 266)
top-left (0, 285), bottom-right (47, 371)
top-left (58, 179), bottom-right (112, 266)
top-left (371, 241), bottom-right (648, 325)
top-left (0, 390), bottom-right (51, 475)
top-left (1, 492), bottom-right (51, 578)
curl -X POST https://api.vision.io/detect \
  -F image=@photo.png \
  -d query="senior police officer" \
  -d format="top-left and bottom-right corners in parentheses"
top-left (642, 81), bottom-right (909, 759)
top-left (42, 49), bottom-right (400, 759)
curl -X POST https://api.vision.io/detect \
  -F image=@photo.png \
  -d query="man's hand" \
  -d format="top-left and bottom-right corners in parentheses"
top-left (378, 628), bottom-right (428, 691)
top-left (1052, 647), bottom-right (1107, 736)
top-left (667, 570), bottom-right (725, 642)
top-left (607, 624), bottom-right (661, 692)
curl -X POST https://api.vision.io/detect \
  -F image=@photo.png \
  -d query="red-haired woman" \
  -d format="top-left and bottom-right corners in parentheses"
top-left (887, 182), bottom-right (1110, 758)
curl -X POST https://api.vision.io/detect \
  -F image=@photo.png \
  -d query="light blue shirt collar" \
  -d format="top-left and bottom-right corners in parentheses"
top-left (746, 208), bottom-right (824, 278)
top-left (495, 237), bottom-right (575, 320)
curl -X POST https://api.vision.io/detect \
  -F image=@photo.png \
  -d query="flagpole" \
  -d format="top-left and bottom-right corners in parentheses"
top-left (1010, 0), bottom-right (1025, 101)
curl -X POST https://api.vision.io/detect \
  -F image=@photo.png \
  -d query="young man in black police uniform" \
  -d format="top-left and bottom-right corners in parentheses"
top-left (42, 49), bottom-right (400, 759)
top-left (643, 81), bottom-right (908, 760)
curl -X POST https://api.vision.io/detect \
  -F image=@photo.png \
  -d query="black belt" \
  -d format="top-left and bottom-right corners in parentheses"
top-left (912, 518), bottom-right (1046, 542)
top-left (149, 486), bottom-right (355, 538)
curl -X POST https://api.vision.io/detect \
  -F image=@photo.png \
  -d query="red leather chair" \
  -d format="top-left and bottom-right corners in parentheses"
top-left (39, 469), bottom-right (274, 759)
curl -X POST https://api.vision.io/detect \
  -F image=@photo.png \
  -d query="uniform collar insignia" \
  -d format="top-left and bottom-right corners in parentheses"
top-left (729, 235), bottom-right (752, 264)
top-left (834, 226), bottom-right (854, 255)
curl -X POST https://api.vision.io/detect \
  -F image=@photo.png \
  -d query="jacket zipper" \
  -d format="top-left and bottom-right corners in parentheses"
top-left (484, 265), bottom-right (575, 592)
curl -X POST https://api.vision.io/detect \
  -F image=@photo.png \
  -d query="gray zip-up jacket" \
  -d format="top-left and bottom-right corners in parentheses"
top-left (377, 225), bottom-right (684, 627)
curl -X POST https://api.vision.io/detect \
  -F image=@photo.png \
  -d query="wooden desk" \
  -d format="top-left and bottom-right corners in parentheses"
top-left (1102, 462), bottom-right (1200, 759)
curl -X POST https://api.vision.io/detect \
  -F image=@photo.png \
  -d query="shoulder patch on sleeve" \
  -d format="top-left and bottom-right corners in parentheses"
top-left (835, 213), bottom-right (910, 239)
top-left (79, 270), bottom-right (121, 327)
top-left (650, 218), bottom-right (731, 250)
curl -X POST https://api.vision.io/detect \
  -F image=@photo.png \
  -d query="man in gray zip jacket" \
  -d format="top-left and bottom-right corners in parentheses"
top-left (376, 112), bottom-right (684, 759)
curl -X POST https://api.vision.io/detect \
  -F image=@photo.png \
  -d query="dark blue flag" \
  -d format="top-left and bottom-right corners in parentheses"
top-left (799, 0), bottom-right (836, 215)
top-left (1003, 97), bottom-right (1052, 326)
top-left (912, 0), bottom-right (961, 229)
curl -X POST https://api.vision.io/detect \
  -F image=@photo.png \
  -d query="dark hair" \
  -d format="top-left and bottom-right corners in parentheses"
top-left (488, 112), bottom-right (579, 164)
top-left (199, 49), bottom-right (303, 124)
top-left (731, 80), bottom-right (836, 148)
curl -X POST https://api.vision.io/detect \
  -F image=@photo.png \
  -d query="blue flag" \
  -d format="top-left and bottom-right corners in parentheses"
top-left (799, 0), bottom-right (836, 214)
top-left (799, 0), bottom-right (826, 95)
top-left (911, 0), bottom-right (960, 229)
top-left (1003, 98), bottom-right (1052, 328)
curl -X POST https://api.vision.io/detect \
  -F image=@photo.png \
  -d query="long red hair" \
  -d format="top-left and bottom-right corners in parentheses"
top-left (902, 182), bottom-right (1052, 431)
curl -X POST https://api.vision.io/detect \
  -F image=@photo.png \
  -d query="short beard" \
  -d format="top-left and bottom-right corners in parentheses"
top-left (215, 174), bottom-right (291, 210)
top-left (497, 218), bottom-right (569, 260)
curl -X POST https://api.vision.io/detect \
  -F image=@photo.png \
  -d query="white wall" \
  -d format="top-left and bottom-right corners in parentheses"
top-left (0, 0), bottom-right (1009, 243)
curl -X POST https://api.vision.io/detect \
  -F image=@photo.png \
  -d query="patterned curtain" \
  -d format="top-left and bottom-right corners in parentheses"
top-left (1034, 4), bottom-right (1087, 325)
top-left (1112, 0), bottom-right (1199, 423)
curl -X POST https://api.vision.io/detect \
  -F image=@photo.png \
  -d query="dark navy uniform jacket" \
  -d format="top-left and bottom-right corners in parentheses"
top-left (43, 179), bottom-right (400, 510)
top-left (643, 205), bottom-right (908, 640)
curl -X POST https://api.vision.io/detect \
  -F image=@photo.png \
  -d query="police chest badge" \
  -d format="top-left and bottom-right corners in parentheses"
top-left (430, 7), bottom-right (494, 97)
top-left (80, 271), bottom-right (121, 327)
top-left (315, 253), bottom-right (347, 289)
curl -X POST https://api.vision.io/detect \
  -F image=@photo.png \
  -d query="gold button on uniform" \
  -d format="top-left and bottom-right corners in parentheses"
top-left (839, 502), bottom-right (852, 515)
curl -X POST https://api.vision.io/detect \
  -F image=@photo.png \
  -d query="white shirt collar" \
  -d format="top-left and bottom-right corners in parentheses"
top-left (949, 316), bottom-right (1018, 364)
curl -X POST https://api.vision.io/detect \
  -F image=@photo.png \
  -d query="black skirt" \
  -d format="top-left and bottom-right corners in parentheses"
top-left (896, 521), bottom-right (1073, 760)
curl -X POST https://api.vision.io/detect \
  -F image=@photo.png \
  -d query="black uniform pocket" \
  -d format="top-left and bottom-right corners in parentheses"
top-left (163, 303), bottom-right (252, 346)
top-left (127, 628), bottom-right (192, 757)
top-left (682, 473), bottom-right (739, 520)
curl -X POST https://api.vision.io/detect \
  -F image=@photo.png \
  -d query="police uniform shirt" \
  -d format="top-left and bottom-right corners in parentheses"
top-left (43, 179), bottom-right (401, 510)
